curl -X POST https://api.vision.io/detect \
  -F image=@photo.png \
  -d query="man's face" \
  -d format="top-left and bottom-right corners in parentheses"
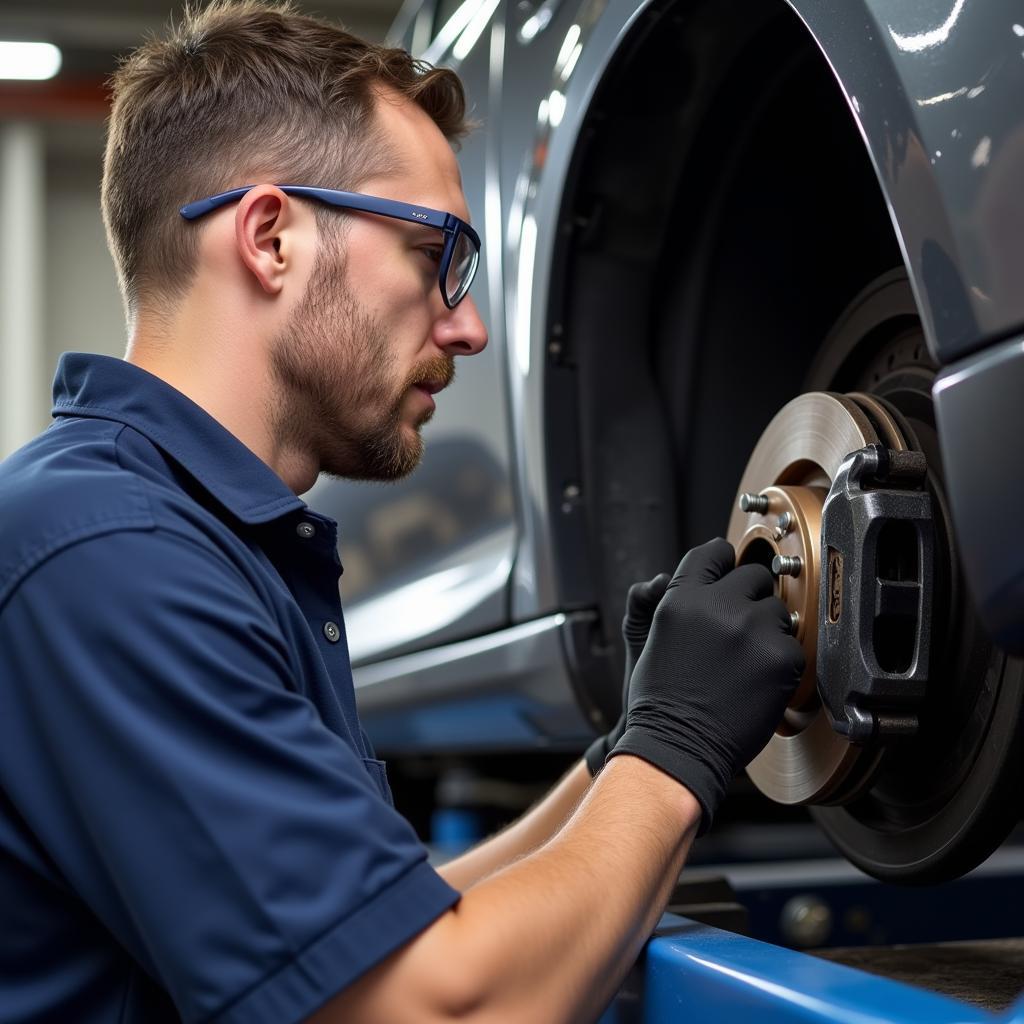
top-left (268, 89), bottom-right (487, 482)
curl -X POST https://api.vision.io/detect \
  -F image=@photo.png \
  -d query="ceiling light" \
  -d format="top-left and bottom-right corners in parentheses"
top-left (0, 42), bottom-right (62, 81)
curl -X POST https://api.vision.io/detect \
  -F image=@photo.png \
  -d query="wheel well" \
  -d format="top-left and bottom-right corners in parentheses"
top-left (546, 0), bottom-right (906, 720)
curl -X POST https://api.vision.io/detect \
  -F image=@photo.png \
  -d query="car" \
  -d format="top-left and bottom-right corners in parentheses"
top-left (308, 0), bottom-right (1024, 884)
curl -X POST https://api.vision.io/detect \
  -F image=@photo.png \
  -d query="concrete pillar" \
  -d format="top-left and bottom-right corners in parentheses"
top-left (0, 121), bottom-right (46, 459)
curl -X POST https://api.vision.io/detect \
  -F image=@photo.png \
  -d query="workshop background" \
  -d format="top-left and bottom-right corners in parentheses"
top-left (5, 2), bottom-right (1024, 1016)
top-left (0, 0), bottom-right (405, 462)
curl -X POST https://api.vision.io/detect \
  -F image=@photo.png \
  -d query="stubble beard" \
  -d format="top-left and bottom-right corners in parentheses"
top-left (269, 241), bottom-right (454, 482)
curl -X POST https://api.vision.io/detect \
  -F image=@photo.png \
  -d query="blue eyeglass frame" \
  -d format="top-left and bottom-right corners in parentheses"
top-left (179, 184), bottom-right (481, 309)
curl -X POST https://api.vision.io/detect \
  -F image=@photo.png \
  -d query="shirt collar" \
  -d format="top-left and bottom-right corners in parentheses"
top-left (52, 352), bottom-right (306, 524)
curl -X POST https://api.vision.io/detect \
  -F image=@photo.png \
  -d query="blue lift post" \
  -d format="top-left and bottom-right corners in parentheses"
top-left (601, 915), bottom-right (1024, 1023)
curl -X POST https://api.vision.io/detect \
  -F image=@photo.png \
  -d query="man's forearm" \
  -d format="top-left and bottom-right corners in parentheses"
top-left (437, 758), bottom-right (592, 891)
top-left (318, 755), bottom-right (701, 1024)
top-left (442, 756), bottom-right (700, 1022)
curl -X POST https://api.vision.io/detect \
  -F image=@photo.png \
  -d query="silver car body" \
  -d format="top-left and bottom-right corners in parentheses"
top-left (310, 0), bottom-right (1024, 752)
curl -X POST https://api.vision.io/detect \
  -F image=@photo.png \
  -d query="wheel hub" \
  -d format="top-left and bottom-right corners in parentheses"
top-left (734, 484), bottom-right (824, 710)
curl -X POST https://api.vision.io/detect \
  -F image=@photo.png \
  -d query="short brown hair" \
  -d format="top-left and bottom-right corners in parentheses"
top-left (102, 0), bottom-right (467, 319)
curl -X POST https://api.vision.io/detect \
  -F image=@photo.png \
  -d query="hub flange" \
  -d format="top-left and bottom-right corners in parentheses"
top-left (734, 484), bottom-right (824, 710)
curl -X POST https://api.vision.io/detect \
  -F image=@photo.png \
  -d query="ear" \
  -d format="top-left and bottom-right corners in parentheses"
top-left (234, 185), bottom-right (294, 296)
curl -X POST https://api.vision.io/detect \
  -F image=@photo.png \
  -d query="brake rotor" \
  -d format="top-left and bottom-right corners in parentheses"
top-left (717, 271), bottom-right (1023, 883)
top-left (726, 391), bottom-right (911, 805)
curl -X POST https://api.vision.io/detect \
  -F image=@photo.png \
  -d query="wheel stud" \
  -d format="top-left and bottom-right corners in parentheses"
top-left (789, 610), bottom-right (800, 635)
top-left (739, 492), bottom-right (770, 514)
top-left (772, 554), bottom-right (802, 578)
top-left (773, 511), bottom-right (793, 539)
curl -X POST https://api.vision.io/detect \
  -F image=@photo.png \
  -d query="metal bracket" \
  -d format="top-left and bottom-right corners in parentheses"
top-left (817, 444), bottom-right (934, 742)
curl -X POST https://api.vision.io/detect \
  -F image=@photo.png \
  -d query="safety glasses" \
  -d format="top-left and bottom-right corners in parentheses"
top-left (180, 184), bottom-right (481, 309)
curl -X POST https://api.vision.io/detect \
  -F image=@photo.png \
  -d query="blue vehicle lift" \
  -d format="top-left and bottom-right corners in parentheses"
top-left (596, 846), bottom-right (1024, 1023)
top-left (602, 915), bottom-right (1024, 1023)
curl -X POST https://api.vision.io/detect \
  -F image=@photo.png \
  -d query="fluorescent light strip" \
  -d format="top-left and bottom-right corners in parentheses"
top-left (0, 42), bottom-right (62, 81)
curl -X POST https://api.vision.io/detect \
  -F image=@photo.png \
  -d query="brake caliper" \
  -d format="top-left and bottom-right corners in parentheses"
top-left (817, 444), bottom-right (934, 743)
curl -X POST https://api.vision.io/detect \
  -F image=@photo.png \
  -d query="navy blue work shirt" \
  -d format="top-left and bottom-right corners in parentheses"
top-left (0, 353), bottom-right (459, 1024)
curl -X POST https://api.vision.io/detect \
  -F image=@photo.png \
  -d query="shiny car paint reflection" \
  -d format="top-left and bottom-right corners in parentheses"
top-left (329, 0), bottom-right (1024, 750)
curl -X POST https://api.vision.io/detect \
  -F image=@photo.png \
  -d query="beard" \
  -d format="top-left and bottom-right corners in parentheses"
top-left (268, 240), bottom-right (454, 482)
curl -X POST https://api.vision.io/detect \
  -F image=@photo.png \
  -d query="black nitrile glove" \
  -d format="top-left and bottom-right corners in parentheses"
top-left (584, 572), bottom-right (671, 777)
top-left (606, 537), bottom-right (804, 833)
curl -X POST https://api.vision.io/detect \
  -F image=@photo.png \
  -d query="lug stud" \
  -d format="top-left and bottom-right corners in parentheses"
top-left (739, 492), bottom-right (770, 514)
top-left (773, 511), bottom-right (793, 539)
top-left (789, 610), bottom-right (800, 635)
top-left (772, 554), bottom-right (803, 578)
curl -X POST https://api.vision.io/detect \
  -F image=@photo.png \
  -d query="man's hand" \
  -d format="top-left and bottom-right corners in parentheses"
top-left (584, 573), bottom-right (670, 776)
top-left (608, 537), bottom-right (804, 832)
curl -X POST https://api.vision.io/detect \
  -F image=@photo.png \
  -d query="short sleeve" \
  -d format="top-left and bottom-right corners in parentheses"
top-left (0, 528), bottom-right (459, 1024)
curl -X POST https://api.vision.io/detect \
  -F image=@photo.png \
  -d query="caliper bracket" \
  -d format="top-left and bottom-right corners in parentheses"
top-left (817, 444), bottom-right (934, 743)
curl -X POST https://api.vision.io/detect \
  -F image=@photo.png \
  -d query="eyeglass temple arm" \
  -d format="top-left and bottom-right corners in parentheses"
top-left (180, 185), bottom-right (456, 235)
top-left (180, 188), bottom-right (253, 220)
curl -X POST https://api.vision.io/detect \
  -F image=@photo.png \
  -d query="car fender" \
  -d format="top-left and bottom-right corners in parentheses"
top-left (506, 0), bottom-right (1024, 622)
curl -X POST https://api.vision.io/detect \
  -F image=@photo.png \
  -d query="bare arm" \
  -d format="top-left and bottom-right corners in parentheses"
top-left (431, 572), bottom-right (675, 891)
top-left (309, 755), bottom-right (700, 1024)
top-left (437, 758), bottom-right (592, 891)
top-left (311, 539), bottom-right (804, 1024)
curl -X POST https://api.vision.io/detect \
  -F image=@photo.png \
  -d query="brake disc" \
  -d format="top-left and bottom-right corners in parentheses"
top-left (725, 391), bottom-right (916, 805)
top-left (725, 272), bottom-right (1024, 884)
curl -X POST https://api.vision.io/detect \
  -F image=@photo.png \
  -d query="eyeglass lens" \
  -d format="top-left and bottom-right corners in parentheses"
top-left (446, 231), bottom-right (479, 306)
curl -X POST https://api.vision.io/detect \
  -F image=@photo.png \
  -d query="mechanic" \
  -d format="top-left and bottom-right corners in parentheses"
top-left (0, 2), bottom-right (804, 1022)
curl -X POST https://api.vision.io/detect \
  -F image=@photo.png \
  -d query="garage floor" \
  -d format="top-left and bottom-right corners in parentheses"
top-left (816, 938), bottom-right (1024, 1012)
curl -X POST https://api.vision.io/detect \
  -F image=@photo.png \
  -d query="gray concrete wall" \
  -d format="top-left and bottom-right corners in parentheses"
top-left (0, 0), bottom-right (404, 458)
top-left (45, 124), bottom-right (126, 369)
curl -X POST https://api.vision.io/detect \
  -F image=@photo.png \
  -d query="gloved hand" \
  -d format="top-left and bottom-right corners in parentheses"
top-left (607, 537), bottom-right (804, 833)
top-left (584, 572), bottom-right (671, 777)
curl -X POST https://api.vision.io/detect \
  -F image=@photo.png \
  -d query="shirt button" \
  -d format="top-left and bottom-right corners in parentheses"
top-left (323, 621), bottom-right (341, 643)
top-left (296, 521), bottom-right (316, 539)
